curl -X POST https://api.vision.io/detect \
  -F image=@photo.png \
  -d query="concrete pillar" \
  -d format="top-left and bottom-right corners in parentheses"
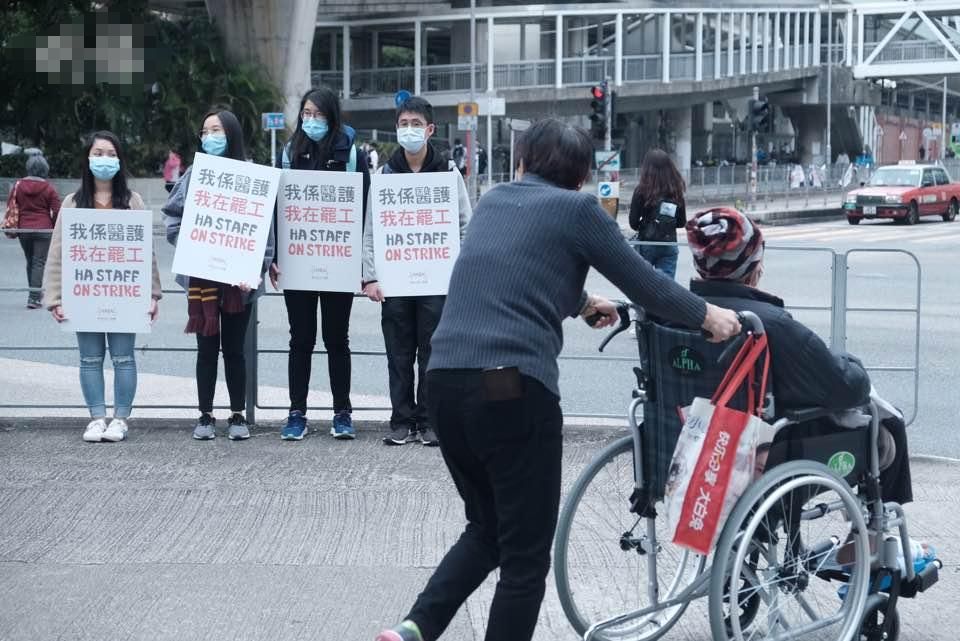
top-left (692, 103), bottom-right (713, 159)
top-left (727, 12), bottom-right (735, 77)
top-left (792, 108), bottom-right (827, 166)
top-left (371, 31), bottom-right (379, 69)
top-left (695, 12), bottom-right (703, 81)
top-left (205, 0), bottom-right (322, 126)
top-left (615, 13), bottom-right (624, 86)
top-left (487, 17), bottom-right (494, 92)
top-left (673, 106), bottom-right (693, 173)
top-left (519, 23), bottom-right (526, 59)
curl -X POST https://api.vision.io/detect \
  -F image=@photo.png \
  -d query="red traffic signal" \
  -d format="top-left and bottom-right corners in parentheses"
top-left (590, 85), bottom-right (605, 100)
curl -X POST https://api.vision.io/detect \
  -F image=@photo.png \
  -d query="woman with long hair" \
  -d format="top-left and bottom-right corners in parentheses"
top-left (43, 131), bottom-right (162, 442)
top-left (163, 108), bottom-right (273, 441)
top-left (628, 149), bottom-right (687, 279)
top-left (268, 86), bottom-right (370, 441)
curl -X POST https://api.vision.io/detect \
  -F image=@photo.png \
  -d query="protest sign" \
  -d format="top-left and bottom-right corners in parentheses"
top-left (276, 169), bottom-right (363, 292)
top-left (371, 172), bottom-right (460, 296)
top-left (60, 208), bottom-right (153, 333)
top-left (171, 153), bottom-right (281, 286)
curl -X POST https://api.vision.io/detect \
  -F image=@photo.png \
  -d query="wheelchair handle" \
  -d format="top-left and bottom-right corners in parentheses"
top-left (717, 311), bottom-right (766, 367)
top-left (586, 301), bottom-right (631, 352)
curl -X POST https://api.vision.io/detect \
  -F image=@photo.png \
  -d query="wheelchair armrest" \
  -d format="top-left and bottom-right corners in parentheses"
top-left (782, 406), bottom-right (834, 423)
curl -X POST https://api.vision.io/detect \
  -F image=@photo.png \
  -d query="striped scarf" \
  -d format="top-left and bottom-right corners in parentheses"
top-left (185, 277), bottom-right (245, 336)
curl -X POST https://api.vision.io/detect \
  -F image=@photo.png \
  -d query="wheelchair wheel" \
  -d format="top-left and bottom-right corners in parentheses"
top-left (708, 461), bottom-right (871, 641)
top-left (555, 435), bottom-right (706, 640)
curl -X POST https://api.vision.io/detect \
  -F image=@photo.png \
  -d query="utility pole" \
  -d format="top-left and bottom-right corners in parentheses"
top-left (604, 77), bottom-right (612, 152)
top-left (751, 86), bottom-right (760, 206)
top-left (942, 76), bottom-right (948, 161)
top-left (826, 0), bottom-right (833, 172)
top-left (468, 0), bottom-right (477, 202)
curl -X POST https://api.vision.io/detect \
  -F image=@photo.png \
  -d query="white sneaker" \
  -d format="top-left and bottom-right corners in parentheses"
top-left (102, 418), bottom-right (129, 442)
top-left (83, 418), bottom-right (108, 442)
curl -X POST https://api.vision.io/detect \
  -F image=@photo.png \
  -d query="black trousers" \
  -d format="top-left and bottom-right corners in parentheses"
top-left (407, 369), bottom-right (563, 641)
top-left (196, 303), bottom-right (253, 414)
top-left (381, 295), bottom-right (445, 430)
top-left (18, 232), bottom-right (50, 304)
top-left (283, 290), bottom-right (353, 414)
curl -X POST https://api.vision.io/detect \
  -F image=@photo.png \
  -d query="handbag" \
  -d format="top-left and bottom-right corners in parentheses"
top-left (2, 181), bottom-right (20, 239)
top-left (664, 331), bottom-right (773, 555)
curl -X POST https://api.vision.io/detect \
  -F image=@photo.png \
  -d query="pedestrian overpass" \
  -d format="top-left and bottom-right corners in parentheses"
top-left (312, 0), bottom-right (960, 114)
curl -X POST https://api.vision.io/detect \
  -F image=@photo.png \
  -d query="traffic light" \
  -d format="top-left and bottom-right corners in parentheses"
top-left (589, 84), bottom-right (608, 140)
top-left (748, 96), bottom-right (771, 133)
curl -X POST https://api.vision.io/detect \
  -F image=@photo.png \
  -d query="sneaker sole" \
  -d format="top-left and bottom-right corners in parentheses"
top-left (101, 433), bottom-right (127, 442)
top-left (83, 434), bottom-right (103, 443)
top-left (330, 428), bottom-right (356, 440)
top-left (281, 432), bottom-right (306, 441)
top-left (383, 438), bottom-right (407, 445)
top-left (422, 441), bottom-right (440, 447)
top-left (228, 433), bottom-right (250, 441)
top-left (192, 434), bottom-right (215, 440)
top-left (375, 633), bottom-right (404, 641)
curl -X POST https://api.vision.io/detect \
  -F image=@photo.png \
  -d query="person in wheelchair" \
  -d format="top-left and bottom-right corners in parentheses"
top-left (684, 207), bottom-right (912, 505)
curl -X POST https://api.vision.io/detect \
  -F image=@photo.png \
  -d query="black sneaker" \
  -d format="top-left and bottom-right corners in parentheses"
top-left (383, 426), bottom-right (417, 445)
top-left (420, 427), bottom-right (440, 447)
top-left (227, 413), bottom-right (250, 440)
top-left (193, 413), bottom-right (216, 440)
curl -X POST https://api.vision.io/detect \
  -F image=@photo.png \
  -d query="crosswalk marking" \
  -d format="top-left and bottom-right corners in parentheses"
top-left (760, 220), bottom-right (959, 246)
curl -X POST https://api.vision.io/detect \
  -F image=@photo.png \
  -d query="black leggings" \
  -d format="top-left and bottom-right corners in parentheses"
top-left (196, 303), bottom-right (253, 414)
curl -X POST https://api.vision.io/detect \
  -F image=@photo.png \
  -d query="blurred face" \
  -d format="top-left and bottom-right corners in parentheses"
top-left (89, 138), bottom-right (118, 158)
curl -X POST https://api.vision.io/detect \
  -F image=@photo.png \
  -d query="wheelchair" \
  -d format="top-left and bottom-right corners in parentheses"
top-left (554, 304), bottom-right (940, 641)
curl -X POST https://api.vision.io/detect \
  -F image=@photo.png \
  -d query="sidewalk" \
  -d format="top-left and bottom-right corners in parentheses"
top-left (0, 419), bottom-right (955, 641)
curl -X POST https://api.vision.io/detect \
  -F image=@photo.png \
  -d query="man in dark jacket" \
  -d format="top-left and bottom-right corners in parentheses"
top-left (685, 207), bottom-right (912, 504)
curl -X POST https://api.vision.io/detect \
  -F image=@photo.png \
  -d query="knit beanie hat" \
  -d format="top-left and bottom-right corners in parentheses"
top-left (685, 207), bottom-right (764, 281)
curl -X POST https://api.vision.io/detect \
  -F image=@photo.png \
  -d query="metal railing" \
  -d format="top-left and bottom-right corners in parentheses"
top-left (0, 232), bottom-right (922, 426)
top-left (314, 41), bottom-right (821, 98)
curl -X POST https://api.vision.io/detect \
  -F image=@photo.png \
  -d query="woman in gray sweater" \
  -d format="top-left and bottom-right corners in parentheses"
top-left (376, 119), bottom-right (740, 641)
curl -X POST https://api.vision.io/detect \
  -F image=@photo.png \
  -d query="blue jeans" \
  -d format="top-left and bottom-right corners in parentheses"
top-left (635, 242), bottom-right (679, 280)
top-left (76, 332), bottom-right (137, 418)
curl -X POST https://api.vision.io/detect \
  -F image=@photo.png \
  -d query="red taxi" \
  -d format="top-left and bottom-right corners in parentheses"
top-left (844, 162), bottom-right (960, 225)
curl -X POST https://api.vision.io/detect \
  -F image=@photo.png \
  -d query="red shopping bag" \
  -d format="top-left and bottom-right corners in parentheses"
top-left (667, 332), bottom-right (770, 555)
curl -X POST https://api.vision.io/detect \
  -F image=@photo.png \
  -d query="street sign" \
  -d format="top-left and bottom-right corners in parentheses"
top-left (598, 181), bottom-right (620, 199)
top-left (898, 130), bottom-right (908, 141)
top-left (457, 101), bottom-right (479, 131)
top-left (480, 96), bottom-right (506, 116)
top-left (261, 112), bottom-right (285, 131)
top-left (394, 90), bottom-right (411, 108)
top-left (508, 118), bottom-right (531, 131)
top-left (595, 150), bottom-right (621, 172)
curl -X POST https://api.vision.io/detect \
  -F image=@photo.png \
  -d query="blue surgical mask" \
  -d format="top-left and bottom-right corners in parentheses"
top-left (302, 117), bottom-right (329, 142)
top-left (89, 156), bottom-right (120, 181)
top-left (397, 127), bottom-right (427, 154)
top-left (201, 133), bottom-right (228, 156)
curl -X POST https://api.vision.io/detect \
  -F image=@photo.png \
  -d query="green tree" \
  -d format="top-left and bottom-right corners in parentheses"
top-left (0, 0), bottom-right (282, 176)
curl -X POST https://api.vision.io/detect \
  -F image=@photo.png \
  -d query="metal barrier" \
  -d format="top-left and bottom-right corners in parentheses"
top-left (0, 235), bottom-right (922, 426)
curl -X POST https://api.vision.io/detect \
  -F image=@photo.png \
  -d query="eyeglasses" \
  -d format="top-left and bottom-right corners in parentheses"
top-left (301, 111), bottom-right (325, 121)
top-left (199, 125), bottom-right (224, 138)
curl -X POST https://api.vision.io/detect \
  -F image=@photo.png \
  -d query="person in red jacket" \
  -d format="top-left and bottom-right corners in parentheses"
top-left (7, 155), bottom-right (61, 308)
